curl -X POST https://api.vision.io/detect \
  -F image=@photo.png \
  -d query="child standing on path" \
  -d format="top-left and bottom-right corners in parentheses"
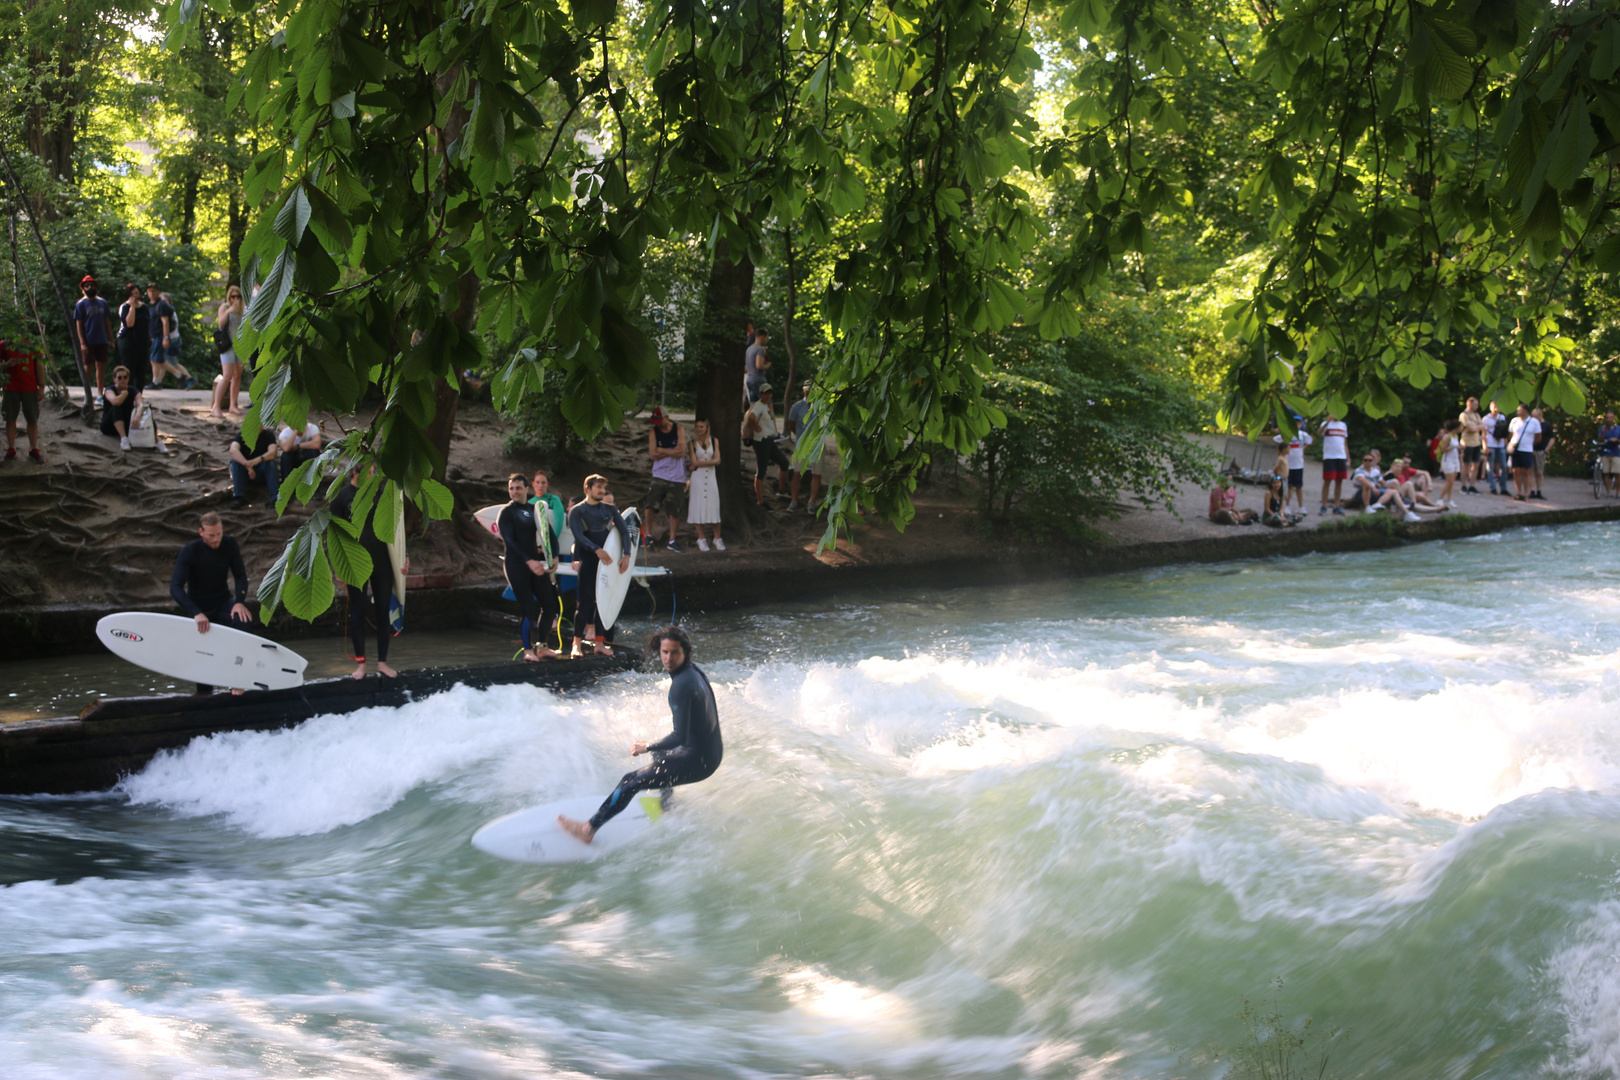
top-left (1274, 425), bottom-right (1314, 514)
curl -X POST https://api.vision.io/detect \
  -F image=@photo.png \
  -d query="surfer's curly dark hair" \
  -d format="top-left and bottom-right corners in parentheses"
top-left (647, 625), bottom-right (692, 663)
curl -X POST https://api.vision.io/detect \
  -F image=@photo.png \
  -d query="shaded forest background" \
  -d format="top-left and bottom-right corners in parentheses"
top-left (3, 0), bottom-right (1619, 602)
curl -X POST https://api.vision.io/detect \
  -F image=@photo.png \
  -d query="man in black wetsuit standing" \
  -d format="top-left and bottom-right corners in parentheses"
top-left (558, 625), bottom-right (722, 845)
top-left (566, 473), bottom-right (631, 657)
top-left (170, 511), bottom-right (254, 694)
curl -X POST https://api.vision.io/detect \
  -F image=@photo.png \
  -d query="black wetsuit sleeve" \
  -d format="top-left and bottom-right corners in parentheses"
top-left (170, 541), bottom-right (201, 616)
top-left (499, 502), bottom-right (536, 561)
top-left (569, 502), bottom-right (602, 554)
top-left (226, 537), bottom-right (249, 605)
top-left (608, 506), bottom-right (629, 551)
top-left (648, 664), bottom-right (722, 764)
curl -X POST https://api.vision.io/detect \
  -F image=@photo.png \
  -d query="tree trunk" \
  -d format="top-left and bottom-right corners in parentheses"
top-left (421, 69), bottom-right (474, 484)
top-left (689, 238), bottom-right (759, 537)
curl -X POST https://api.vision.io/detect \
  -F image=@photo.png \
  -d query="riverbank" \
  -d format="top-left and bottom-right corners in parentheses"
top-left (5, 400), bottom-right (1615, 659)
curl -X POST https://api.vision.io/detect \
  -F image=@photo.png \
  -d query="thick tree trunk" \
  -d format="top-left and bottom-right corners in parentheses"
top-left (689, 238), bottom-right (759, 537)
top-left (422, 71), bottom-right (474, 484)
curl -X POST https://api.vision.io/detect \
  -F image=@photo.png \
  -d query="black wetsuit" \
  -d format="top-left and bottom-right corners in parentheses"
top-left (330, 483), bottom-right (394, 663)
top-left (498, 500), bottom-right (558, 651)
top-left (589, 661), bottom-right (722, 831)
top-left (567, 499), bottom-right (629, 641)
top-left (170, 535), bottom-right (252, 693)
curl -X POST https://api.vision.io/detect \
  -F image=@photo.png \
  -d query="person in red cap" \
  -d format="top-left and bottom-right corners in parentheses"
top-left (74, 275), bottom-right (117, 398)
top-left (643, 405), bottom-right (688, 552)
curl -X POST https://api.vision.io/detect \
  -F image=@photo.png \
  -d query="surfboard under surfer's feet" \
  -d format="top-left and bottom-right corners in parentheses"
top-left (556, 815), bottom-right (595, 845)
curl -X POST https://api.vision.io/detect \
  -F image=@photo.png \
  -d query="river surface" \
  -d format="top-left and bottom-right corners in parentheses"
top-left (5, 521), bottom-right (1620, 1079)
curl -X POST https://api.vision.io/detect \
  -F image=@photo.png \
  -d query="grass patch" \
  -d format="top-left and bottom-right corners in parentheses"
top-left (1314, 511), bottom-right (1397, 537)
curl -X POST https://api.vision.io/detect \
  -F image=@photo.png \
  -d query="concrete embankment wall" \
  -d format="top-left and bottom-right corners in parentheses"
top-left (8, 504), bottom-right (1620, 660)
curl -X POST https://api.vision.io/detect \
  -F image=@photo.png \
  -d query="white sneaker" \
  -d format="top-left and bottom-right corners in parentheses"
top-left (1403, 511), bottom-right (1421, 522)
top-left (119, 437), bottom-right (131, 450)
top-left (1364, 505), bottom-right (1379, 514)
top-left (713, 538), bottom-right (727, 551)
top-left (696, 538), bottom-right (710, 551)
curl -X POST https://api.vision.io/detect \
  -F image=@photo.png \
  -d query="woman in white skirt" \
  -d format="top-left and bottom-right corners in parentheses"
top-left (686, 418), bottom-right (726, 550)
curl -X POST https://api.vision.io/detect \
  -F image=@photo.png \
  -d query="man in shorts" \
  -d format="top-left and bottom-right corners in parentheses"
top-left (1598, 411), bottom-right (1620, 498)
top-left (1317, 413), bottom-right (1349, 515)
top-left (1507, 403), bottom-right (1540, 501)
top-left (1273, 423), bottom-right (1313, 514)
top-left (643, 406), bottom-right (687, 552)
top-left (743, 329), bottom-right (771, 403)
top-left (74, 275), bottom-right (116, 398)
top-left (1459, 396), bottom-right (1485, 493)
top-left (1530, 407), bottom-right (1554, 500)
top-left (3, 339), bottom-right (45, 463)
top-left (1482, 399), bottom-right (1511, 495)
top-left (741, 383), bottom-right (791, 506)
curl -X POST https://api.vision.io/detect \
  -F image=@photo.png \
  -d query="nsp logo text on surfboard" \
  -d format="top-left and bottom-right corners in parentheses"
top-left (109, 629), bottom-right (143, 642)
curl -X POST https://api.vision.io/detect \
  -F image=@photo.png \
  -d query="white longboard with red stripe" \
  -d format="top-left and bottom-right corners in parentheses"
top-left (95, 612), bottom-right (308, 691)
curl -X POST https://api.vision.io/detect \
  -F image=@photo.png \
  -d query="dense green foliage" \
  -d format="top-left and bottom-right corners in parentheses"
top-left (4, 0), bottom-right (1618, 621)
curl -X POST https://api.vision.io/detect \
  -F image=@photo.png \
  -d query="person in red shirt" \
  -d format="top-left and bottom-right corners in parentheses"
top-left (2, 339), bottom-right (45, 463)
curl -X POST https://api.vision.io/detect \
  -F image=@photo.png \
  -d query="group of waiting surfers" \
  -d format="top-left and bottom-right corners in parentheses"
top-left (166, 488), bottom-right (719, 848)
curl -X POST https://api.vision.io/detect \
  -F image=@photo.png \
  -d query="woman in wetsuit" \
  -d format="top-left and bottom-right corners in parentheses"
top-left (498, 473), bottom-right (560, 661)
top-left (330, 467), bottom-right (408, 679)
top-left (558, 625), bottom-right (722, 845)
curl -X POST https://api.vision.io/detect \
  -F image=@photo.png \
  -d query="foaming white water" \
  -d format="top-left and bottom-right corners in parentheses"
top-left (118, 683), bottom-right (638, 837)
top-left (1550, 894), bottom-right (1620, 1078)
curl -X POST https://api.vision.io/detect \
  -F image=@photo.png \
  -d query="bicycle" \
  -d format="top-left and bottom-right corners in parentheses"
top-left (1588, 441), bottom-right (1608, 499)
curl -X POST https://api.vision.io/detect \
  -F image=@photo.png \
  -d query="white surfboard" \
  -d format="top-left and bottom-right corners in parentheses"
top-left (595, 515), bottom-right (639, 630)
top-left (474, 503), bottom-right (504, 537)
top-left (471, 793), bottom-right (664, 864)
top-left (96, 612), bottom-right (308, 691)
top-left (388, 503), bottom-right (406, 633)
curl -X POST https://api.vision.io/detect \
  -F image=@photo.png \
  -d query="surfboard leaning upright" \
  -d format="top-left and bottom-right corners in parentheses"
top-left (387, 502), bottom-right (406, 633)
top-left (594, 512), bottom-right (640, 630)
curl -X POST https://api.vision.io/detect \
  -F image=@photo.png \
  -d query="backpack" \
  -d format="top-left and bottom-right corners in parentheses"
top-left (1428, 435), bottom-right (1441, 461)
top-left (1494, 416), bottom-right (1510, 440)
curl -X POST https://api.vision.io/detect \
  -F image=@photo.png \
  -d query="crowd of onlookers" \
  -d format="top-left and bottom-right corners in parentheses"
top-left (1210, 395), bottom-right (1573, 528)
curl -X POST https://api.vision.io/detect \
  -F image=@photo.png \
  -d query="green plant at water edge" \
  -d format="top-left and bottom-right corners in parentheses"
top-left (1230, 992), bottom-right (1342, 1080)
top-left (1314, 512), bottom-right (1397, 537)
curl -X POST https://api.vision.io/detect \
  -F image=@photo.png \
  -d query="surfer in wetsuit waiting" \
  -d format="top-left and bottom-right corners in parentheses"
top-left (566, 473), bottom-right (631, 657)
top-left (330, 466), bottom-right (409, 679)
top-left (498, 472), bottom-right (561, 661)
top-left (169, 511), bottom-right (253, 694)
top-left (559, 625), bottom-right (722, 845)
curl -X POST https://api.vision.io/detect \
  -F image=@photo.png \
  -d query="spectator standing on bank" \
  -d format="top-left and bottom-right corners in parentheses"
top-left (99, 366), bottom-right (142, 450)
top-left (742, 382), bottom-right (792, 506)
top-left (2, 338), bottom-right (45, 463)
top-left (744, 329), bottom-right (771, 403)
top-left (1317, 413), bottom-right (1349, 515)
top-left (1436, 420), bottom-right (1462, 507)
top-left (1483, 400), bottom-right (1511, 495)
top-left (1531, 407), bottom-right (1554, 500)
top-left (1598, 411), bottom-right (1620, 498)
top-left (686, 418), bottom-right (726, 550)
top-left (142, 284), bottom-right (194, 391)
top-left (1459, 396), bottom-right (1485, 493)
top-left (643, 407), bottom-right (688, 552)
top-left (213, 285), bottom-right (246, 419)
top-left (1507, 403), bottom-right (1540, 501)
top-left (74, 275), bottom-right (116, 399)
top-left (158, 293), bottom-right (195, 387)
top-left (228, 424), bottom-right (280, 508)
top-left (116, 284), bottom-right (151, 391)
top-left (1273, 423), bottom-right (1313, 514)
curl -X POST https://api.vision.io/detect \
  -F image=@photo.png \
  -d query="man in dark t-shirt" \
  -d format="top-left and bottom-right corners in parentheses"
top-left (170, 511), bottom-right (254, 694)
top-left (228, 425), bottom-right (281, 508)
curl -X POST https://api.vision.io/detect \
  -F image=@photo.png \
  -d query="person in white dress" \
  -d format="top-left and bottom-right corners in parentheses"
top-left (685, 419), bottom-right (726, 551)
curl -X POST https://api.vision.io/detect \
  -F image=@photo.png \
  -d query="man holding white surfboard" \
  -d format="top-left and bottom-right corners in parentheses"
top-left (169, 511), bottom-right (254, 693)
top-left (558, 625), bottom-right (721, 846)
top-left (566, 474), bottom-right (631, 657)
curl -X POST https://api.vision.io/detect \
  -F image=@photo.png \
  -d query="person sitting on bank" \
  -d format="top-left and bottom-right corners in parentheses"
top-left (558, 625), bottom-right (722, 846)
top-left (170, 511), bottom-right (253, 694)
top-left (1208, 475), bottom-right (1258, 525)
top-left (277, 419), bottom-right (323, 471)
top-left (330, 466), bottom-right (409, 679)
top-left (99, 366), bottom-right (143, 451)
top-left (228, 424), bottom-right (281, 509)
top-left (500, 472), bottom-right (561, 662)
top-left (566, 473), bottom-right (631, 657)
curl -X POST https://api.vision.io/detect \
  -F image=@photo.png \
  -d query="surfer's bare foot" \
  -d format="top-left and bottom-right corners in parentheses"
top-left (535, 647), bottom-right (561, 660)
top-left (376, 662), bottom-right (398, 678)
top-left (594, 640), bottom-right (614, 657)
top-left (351, 662), bottom-right (367, 680)
top-left (230, 687), bottom-right (245, 696)
top-left (521, 649), bottom-right (541, 663)
top-left (557, 815), bottom-right (595, 845)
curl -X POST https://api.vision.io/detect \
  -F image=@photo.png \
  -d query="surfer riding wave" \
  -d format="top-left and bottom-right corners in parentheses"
top-left (559, 625), bottom-right (721, 845)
